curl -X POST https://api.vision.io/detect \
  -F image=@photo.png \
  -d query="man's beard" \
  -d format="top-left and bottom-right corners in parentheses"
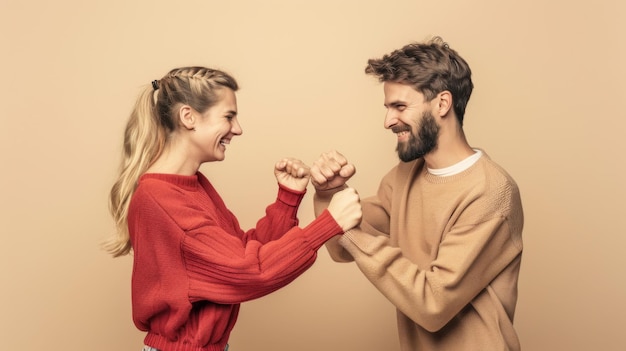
top-left (396, 111), bottom-right (439, 162)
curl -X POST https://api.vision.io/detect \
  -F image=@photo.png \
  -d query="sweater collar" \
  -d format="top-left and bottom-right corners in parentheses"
top-left (140, 172), bottom-right (200, 191)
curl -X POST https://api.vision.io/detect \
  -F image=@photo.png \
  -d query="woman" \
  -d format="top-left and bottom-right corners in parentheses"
top-left (105, 66), bottom-right (361, 351)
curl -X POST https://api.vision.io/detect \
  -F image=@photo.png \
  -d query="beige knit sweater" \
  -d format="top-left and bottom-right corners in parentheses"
top-left (315, 153), bottom-right (523, 351)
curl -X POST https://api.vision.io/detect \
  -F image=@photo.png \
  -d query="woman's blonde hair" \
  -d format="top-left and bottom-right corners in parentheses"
top-left (104, 67), bottom-right (239, 257)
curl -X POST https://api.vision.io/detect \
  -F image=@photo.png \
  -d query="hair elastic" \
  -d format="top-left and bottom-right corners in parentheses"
top-left (151, 80), bottom-right (159, 90)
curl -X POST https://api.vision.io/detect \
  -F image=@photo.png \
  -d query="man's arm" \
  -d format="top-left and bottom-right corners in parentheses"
top-left (338, 216), bottom-right (522, 332)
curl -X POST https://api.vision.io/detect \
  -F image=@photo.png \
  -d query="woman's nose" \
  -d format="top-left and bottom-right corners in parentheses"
top-left (232, 119), bottom-right (243, 135)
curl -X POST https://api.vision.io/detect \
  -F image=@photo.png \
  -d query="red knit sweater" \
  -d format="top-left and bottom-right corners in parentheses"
top-left (127, 172), bottom-right (342, 351)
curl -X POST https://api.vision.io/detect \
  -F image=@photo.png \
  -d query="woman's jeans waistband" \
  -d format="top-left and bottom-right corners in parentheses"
top-left (143, 344), bottom-right (229, 351)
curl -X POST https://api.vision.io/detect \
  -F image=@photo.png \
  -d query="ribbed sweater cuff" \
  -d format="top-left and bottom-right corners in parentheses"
top-left (338, 229), bottom-right (368, 255)
top-left (339, 229), bottom-right (355, 251)
top-left (302, 209), bottom-right (343, 250)
top-left (277, 183), bottom-right (307, 207)
top-left (145, 333), bottom-right (227, 351)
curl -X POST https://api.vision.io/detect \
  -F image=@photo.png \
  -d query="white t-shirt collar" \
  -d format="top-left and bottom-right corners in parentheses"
top-left (427, 149), bottom-right (483, 177)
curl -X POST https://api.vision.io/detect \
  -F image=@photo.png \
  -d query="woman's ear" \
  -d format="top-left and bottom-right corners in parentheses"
top-left (436, 91), bottom-right (453, 117)
top-left (178, 105), bottom-right (196, 131)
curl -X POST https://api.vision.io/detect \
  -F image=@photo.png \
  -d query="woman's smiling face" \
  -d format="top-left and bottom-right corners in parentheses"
top-left (192, 88), bottom-right (242, 163)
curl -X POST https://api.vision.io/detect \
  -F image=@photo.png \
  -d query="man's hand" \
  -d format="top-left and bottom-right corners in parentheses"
top-left (310, 150), bottom-right (356, 191)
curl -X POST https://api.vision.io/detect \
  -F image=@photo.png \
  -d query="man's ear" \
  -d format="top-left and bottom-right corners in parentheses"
top-left (178, 105), bottom-right (196, 131)
top-left (436, 91), bottom-right (453, 117)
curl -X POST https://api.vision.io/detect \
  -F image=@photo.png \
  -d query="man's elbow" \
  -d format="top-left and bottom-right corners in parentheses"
top-left (408, 303), bottom-right (461, 333)
top-left (325, 237), bottom-right (354, 262)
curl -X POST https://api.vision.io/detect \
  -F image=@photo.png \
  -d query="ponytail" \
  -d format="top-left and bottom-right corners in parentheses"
top-left (104, 86), bottom-right (165, 257)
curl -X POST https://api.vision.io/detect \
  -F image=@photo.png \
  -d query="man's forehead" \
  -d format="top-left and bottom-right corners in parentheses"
top-left (383, 82), bottom-right (423, 102)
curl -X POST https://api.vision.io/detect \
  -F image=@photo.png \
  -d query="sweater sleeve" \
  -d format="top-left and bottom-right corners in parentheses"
top-left (240, 183), bottom-right (306, 244)
top-left (339, 214), bottom-right (522, 332)
top-left (183, 208), bottom-right (342, 304)
top-left (313, 167), bottom-right (395, 263)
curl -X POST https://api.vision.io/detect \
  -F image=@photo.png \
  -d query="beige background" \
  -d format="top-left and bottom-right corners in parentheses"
top-left (1, 0), bottom-right (624, 350)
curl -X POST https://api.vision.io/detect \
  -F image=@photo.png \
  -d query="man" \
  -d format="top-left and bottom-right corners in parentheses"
top-left (311, 37), bottom-right (524, 350)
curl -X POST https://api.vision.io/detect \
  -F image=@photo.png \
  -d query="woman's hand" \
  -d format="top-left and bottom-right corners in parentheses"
top-left (274, 158), bottom-right (311, 192)
top-left (326, 187), bottom-right (362, 232)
